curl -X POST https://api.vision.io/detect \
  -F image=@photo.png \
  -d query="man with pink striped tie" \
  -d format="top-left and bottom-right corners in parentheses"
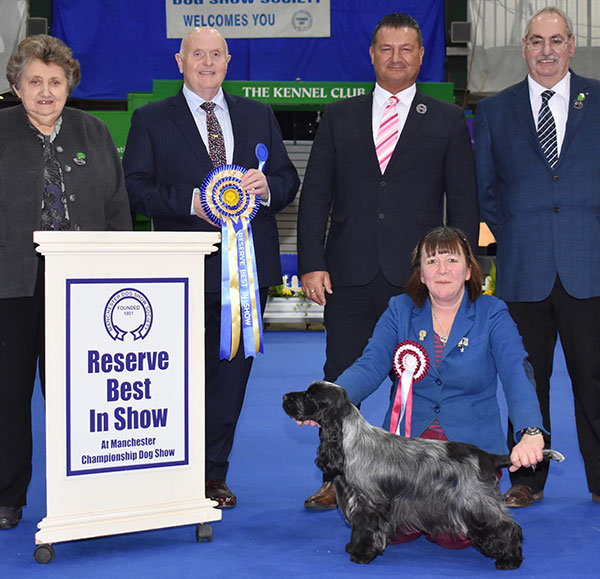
top-left (297, 12), bottom-right (479, 510)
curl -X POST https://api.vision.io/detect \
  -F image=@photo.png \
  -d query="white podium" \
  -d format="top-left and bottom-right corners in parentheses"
top-left (33, 231), bottom-right (221, 563)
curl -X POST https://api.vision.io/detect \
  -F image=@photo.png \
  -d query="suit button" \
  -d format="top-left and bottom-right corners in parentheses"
top-left (378, 213), bottom-right (385, 219)
top-left (553, 206), bottom-right (560, 213)
top-left (433, 406), bottom-right (440, 414)
top-left (64, 165), bottom-right (72, 172)
top-left (436, 379), bottom-right (442, 386)
top-left (380, 181), bottom-right (386, 187)
top-left (73, 224), bottom-right (81, 231)
top-left (552, 175), bottom-right (559, 181)
top-left (69, 194), bottom-right (76, 202)
top-left (56, 145), bottom-right (64, 153)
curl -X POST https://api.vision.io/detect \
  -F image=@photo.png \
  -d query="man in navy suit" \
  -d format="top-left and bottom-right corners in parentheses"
top-left (123, 27), bottom-right (299, 508)
top-left (297, 12), bottom-right (479, 509)
top-left (475, 7), bottom-right (600, 507)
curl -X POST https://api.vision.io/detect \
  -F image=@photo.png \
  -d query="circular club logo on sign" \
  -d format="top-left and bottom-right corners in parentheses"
top-left (292, 10), bottom-right (313, 33)
top-left (104, 288), bottom-right (153, 341)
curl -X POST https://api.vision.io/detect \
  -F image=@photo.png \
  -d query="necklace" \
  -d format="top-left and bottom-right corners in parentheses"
top-left (432, 310), bottom-right (450, 344)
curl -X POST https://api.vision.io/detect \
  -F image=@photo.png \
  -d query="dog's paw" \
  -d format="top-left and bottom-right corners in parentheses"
top-left (345, 541), bottom-right (380, 565)
top-left (495, 556), bottom-right (522, 570)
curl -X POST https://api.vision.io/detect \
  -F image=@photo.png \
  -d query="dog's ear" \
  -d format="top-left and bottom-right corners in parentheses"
top-left (311, 383), bottom-right (348, 477)
top-left (316, 417), bottom-right (345, 477)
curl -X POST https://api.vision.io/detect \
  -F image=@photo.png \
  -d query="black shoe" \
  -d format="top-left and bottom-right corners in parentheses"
top-left (206, 480), bottom-right (236, 508)
top-left (0, 506), bottom-right (23, 530)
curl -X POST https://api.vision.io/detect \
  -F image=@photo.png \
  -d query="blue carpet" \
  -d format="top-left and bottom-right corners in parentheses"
top-left (1, 330), bottom-right (598, 577)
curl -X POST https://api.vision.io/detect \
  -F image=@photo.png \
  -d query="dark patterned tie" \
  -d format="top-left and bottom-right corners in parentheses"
top-left (200, 101), bottom-right (227, 167)
top-left (537, 90), bottom-right (558, 168)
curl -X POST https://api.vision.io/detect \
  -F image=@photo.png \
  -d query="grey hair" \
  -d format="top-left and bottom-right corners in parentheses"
top-left (524, 6), bottom-right (574, 39)
top-left (6, 34), bottom-right (81, 94)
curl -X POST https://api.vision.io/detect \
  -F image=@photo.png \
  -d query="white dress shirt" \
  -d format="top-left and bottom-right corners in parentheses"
top-left (372, 82), bottom-right (417, 145)
top-left (182, 84), bottom-right (235, 164)
top-left (528, 72), bottom-right (570, 156)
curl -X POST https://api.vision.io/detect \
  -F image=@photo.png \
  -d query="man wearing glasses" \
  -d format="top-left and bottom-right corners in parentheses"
top-left (474, 7), bottom-right (600, 508)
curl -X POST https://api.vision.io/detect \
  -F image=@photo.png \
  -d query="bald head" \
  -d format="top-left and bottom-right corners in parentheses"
top-left (176, 27), bottom-right (231, 100)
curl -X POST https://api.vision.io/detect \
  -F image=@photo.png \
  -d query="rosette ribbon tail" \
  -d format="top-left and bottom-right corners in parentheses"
top-left (390, 365), bottom-right (415, 437)
top-left (233, 218), bottom-right (263, 359)
top-left (390, 341), bottom-right (430, 437)
top-left (220, 219), bottom-right (239, 360)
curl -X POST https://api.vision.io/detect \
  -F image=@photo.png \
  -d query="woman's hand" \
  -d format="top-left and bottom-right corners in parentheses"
top-left (509, 433), bottom-right (545, 472)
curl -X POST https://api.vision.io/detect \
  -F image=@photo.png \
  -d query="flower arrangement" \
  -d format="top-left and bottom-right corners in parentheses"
top-left (483, 260), bottom-right (496, 296)
top-left (268, 283), bottom-right (307, 300)
top-left (268, 274), bottom-right (307, 300)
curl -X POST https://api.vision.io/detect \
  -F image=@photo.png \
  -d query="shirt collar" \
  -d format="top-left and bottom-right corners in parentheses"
top-left (182, 84), bottom-right (228, 113)
top-left (527, 71), bottom-right (571, 102)
top-left (373, 82), bottom-right (417, 109)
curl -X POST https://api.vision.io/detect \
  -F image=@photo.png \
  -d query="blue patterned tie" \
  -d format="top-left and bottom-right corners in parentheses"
top-left (537, 90), bottom-right (558, 168)
top-left (200, 102), bottom-right (227, 167)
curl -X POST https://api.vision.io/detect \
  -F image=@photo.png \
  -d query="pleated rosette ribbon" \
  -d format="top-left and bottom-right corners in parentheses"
top-left (390, 341), bottom-right (430, 437)
top-left (200, 164), bottom-right (262, 360)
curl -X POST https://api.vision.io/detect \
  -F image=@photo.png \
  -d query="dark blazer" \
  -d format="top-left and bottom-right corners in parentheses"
top-left (297, 90), bottom-right (479, 287)
top-left (475, 72), bottom-right (600, 301)
top-left (123, 90), bottom-right (299, 293)
top-left (0, 105), bottom-right (132, 299)
top-left (337, 292), bottom-right (544, 455)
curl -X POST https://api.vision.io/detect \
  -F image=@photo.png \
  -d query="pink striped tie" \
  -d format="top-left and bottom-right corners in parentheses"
top-left (376, 96), bottom-right (399, 173)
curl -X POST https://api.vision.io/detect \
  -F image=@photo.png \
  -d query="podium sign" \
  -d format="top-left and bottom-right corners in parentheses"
top-left (67, 278), bottom-right (189, 475)
top-left (34, 232), bottom-right (221, 550)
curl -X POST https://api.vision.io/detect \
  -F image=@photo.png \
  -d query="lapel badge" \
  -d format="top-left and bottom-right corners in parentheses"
top-left (458, 337), bottom-right (469, 352)
top-left (416, 103), bottom-right (427, 115)
top-left (73, 152), bottom-right (86, 166)
top-left (419, 330), bottom-right (427, 341)
top-left (573, 92), bottom-right (587, 109)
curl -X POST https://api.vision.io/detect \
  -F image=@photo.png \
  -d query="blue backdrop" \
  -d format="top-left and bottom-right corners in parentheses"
top-left (51, 0), bottom-right (445, 100)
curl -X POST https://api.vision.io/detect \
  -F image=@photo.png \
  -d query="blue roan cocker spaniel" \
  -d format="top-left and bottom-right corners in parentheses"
top-left (283, 381), bottom-right (564, 569)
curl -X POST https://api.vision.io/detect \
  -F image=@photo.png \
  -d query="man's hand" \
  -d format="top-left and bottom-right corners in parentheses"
top-left (242, 169), bottom-right (269, 203)
top-left (193, 193), bottom-right (220, 227)
top-left (301, 271), bottom-right (333, 306)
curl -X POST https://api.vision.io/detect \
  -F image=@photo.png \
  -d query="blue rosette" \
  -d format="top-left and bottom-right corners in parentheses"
top-left (199, 165), bottom-right (263, 360)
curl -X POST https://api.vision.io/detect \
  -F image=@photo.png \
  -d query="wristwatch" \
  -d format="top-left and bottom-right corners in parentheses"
top-left (522, 426), bottom-right (542, 436)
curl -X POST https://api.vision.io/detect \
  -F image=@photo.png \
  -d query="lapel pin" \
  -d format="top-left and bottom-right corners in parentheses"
top-left (416, 103), bottom-right (427, 115)
top-left (573, 92), bottom-right (586, 109)
top-left (73, 152), bottom-right (86, 166)
top-left (419, 330), bottom-right (427, 341)
top-left (458, 337), bottom-right (469, 352)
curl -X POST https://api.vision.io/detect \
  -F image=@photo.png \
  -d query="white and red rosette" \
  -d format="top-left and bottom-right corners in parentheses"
top-left (390, 340), bottom-right (430, 437)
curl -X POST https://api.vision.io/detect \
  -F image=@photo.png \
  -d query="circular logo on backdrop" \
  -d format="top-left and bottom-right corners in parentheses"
top-left (292, 10), bottom-right (313, 33)
top-left (104, 288), bottom-right (153, 341)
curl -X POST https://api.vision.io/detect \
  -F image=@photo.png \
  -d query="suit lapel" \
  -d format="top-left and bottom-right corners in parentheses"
top-left (356, 92), bottom-right (381, 174)
top-left (395, 90), bottom-right (427, 150)
top-left (226, 92), bottom-right (248, 166)
top-left (442, 294), bottom-right (475, 363)
top-left (509, 79), bottom-right (548, 166)
top-left (170, 90), bottom-right (212, 167)
top-left (410, 303), bottom-right (438, 377)
top-left (561, 72), bottom-right (589, 160)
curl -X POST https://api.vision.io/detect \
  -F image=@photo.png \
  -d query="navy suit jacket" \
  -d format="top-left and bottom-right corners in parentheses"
top-left (297, 89), bottom-right (479, 288)
top-left (123, 89), bottom-right (299, 293)
top-left (475, 72), bottom-right (600, 301)
top-left (337, 292), bottom-right (544, 455)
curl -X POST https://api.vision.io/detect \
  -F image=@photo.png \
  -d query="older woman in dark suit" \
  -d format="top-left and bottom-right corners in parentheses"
top-left (0, 35), bottom-right (131, 529)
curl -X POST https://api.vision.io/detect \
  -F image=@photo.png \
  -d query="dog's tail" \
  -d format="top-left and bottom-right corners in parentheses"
top-left (492, 448), bottom-right (565, 470)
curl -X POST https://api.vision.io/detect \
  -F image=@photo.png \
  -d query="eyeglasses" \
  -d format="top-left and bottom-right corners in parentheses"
top-left (525, 36), bottom-right (571, 51)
